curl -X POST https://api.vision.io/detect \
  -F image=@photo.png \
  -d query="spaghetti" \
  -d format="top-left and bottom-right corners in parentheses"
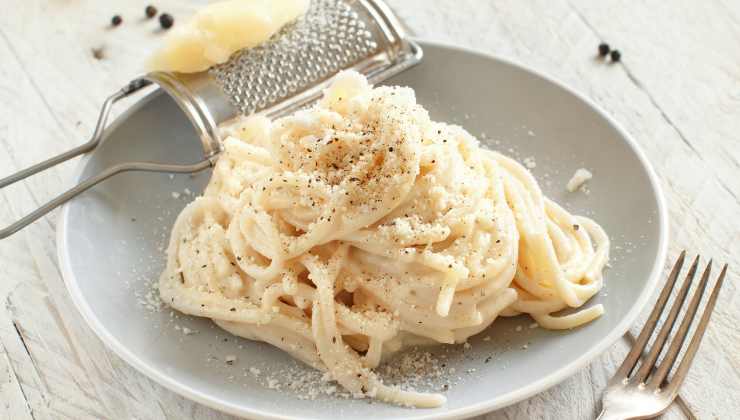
top-left (160, 71), bottom-right (609, 407)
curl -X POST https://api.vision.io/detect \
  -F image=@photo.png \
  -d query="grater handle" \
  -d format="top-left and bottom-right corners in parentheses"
top-left (0, 79), bottom-right (152, 189)
top-left (0, 158), bottom-right (214, 239)
top-left (0, 77), bottom-right (217, 240)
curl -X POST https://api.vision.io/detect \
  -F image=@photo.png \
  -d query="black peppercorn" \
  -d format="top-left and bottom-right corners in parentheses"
top-left (610, 50), bottom-right (621, 62)
top-left (91, 47), bottom-right (105, 60)
top-left (146, 5), bottom-right (158, 19)
top-left (598, 42), bottom-right (610, 56)
top-left (159, 13), bottom-right (174, 29)
top-left (111, 15), bottom-right (123, 27)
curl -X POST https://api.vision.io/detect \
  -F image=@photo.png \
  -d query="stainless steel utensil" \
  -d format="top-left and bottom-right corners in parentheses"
top-left (0, 0), bottom-right (421, 239)
top-left (598, 252), bottom-right (728, 420)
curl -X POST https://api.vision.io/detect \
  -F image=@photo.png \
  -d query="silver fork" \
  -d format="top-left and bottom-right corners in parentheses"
top-left (598, 251), bottom-right (729, 420)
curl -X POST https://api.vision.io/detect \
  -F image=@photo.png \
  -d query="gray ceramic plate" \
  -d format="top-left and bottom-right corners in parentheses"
top-left (58, 41), bottom-right (668, 420)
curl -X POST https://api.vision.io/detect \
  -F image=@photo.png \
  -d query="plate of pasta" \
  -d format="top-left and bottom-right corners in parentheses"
top-left (58, 41), bottom-right (667, 419)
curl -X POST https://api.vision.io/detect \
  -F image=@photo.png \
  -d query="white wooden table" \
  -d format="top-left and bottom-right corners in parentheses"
top-left (1, 1), bottom-right (738, 419)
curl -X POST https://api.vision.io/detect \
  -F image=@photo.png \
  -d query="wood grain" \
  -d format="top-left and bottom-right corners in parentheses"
top-left (0, 1), bottom-right (736, 419)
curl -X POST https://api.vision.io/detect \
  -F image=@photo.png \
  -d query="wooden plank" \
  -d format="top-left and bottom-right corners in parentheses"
top-left (0, 162), bottom-right (49, 419)
top-left (0, 2), bottom-right (229, 418)
top-left (0, 200), bottom-right (34, 420)
top-left (0, 343), bottom-right (33, 420)
top-left (387, 1), bottom-right (738, 419)
top-left (0, 1), bottom-right (735, 419)
top-left (568, 2), bottom-right (740, 419)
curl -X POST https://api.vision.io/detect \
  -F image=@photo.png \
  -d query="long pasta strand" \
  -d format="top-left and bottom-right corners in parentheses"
top-left (160, 71), bottom-right (609, 408)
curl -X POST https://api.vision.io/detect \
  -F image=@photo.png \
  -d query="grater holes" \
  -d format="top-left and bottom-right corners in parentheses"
top-left (210, 0), bottom-right (389, 115)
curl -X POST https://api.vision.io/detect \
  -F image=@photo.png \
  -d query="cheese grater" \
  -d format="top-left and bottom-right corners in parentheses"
top-left (0, 0), bottom-right (421, 239)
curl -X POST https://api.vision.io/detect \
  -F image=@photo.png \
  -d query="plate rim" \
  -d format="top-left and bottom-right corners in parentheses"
top-left (57, 39), bottom-right (669, 420)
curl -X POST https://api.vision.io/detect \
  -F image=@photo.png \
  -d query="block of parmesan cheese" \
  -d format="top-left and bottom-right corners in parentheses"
top-left (148, 0), bottom-right (309, 73)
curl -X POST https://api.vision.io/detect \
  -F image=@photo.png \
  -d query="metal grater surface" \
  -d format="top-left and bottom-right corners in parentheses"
top-left (147, 0), bottom-right (421, 156)
top-left (210, 0), bottom-right (381, 116)
top-left (0, 0), bottom-right (422, 238)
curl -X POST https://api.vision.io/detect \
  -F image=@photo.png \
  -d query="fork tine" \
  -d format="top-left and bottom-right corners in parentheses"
top-left (614, 251), bottom-right (686, 380)
top-left (633, 255), bottom-right (700, 382)
top-left (648, 260), bottom-right (713, 388)
top-left (666, 264), bottom-right (728, 394)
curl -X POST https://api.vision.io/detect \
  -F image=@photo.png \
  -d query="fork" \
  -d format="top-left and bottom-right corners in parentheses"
top-left (597, 251), bottom-right (729, 420)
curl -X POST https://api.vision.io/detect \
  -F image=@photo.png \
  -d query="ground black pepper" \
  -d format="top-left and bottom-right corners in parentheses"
top-left (111, 15), bottom-right (122, 27)
top-left (598, 42), bottom-right (610, 56)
